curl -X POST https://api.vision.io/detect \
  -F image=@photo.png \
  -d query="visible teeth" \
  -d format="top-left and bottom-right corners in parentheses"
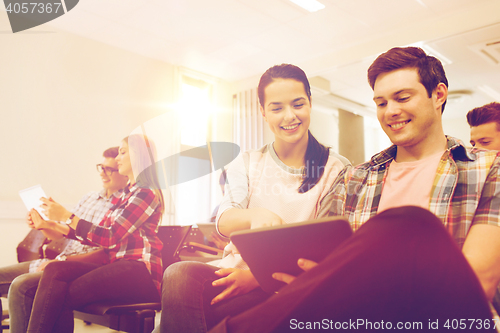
top-left (390, 121), bottom-right (409, 129)
top-left (282, 124), bottom-right (299, 130)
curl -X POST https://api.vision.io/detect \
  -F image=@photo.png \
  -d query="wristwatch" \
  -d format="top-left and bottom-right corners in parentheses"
top-left (65, 213), bottom-right (75, 225)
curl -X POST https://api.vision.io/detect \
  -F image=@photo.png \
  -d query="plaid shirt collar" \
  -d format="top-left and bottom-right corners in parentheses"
top-left (123, 182), bottom-right (140, 195)
top-left (336, 136), bottom-right (499, 245)
top-left (98, 188), bottom-right (123, 199)
top-left (369, 136), bottom-right (474, 168)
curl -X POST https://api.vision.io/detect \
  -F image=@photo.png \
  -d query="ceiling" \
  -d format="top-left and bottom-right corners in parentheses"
top-left (8, 0), bottom-right (500, 119)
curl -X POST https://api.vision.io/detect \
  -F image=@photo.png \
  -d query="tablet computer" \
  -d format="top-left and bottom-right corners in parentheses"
top-left (19, 184), bottom-right (49, 220)
top-left (230, 216), bottom-right (352, 293)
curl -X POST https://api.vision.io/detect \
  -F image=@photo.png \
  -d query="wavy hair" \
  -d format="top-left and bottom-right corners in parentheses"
top-left (123, 134), bottom-right (165, 217)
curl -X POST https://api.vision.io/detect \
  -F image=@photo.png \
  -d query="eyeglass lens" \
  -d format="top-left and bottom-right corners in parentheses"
top-left (96, 164), bottom-right (117, 175)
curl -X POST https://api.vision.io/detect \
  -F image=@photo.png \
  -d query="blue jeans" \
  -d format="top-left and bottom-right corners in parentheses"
top-left (26, 259), bottom-right (160, 333)
top-left (0, 261), bottom-right (30, 295)
top-left (0, 261), bottom-right (37, 333)
top-left (8, 270), bottom-right (43, 333)
top-left (157, 261), bottom-right (271, 333)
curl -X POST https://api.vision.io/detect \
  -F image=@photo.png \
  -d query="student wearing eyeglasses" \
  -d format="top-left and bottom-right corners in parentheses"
top-left (2, 147), bottom-right (128, 333)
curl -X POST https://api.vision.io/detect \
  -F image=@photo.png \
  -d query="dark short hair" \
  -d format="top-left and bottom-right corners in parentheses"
top-left (367, 46), bottom-right (449, 113)
top-left (103, 147), bottom-right (119, 158)
top-left (467, 102), bottom-right (500, 130)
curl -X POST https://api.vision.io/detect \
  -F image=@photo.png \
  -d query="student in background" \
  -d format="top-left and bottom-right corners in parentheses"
top-left (467, 101), bottom-right (500, 315)
top-left (2, 147), bottom-right (127, 333)
top-left (467, 102), bottom-right (500, 150)
top-left (208, 47), bottom-right (500, 333)
top-left (155, 64), bottom-right (350, 333)
top-left (25, 135), bottom-right (164, 333)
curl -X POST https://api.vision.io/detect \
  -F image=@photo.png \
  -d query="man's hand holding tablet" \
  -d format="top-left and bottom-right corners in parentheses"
top-left (272, 258), bottom-right (318, 285)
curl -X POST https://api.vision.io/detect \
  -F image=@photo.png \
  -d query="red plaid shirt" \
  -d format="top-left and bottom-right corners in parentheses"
top-left (75, 183), bottom-right (163, 294)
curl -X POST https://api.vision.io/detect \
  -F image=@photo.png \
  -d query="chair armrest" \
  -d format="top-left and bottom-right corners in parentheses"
top-left (77, 300), bottom-right (161, 315)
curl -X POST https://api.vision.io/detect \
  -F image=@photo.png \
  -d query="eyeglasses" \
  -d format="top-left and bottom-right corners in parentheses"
top-left (96, 164), bottom-right (118, 176)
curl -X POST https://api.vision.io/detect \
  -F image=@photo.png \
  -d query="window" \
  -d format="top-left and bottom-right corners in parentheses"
top-left (175, 71), bottom-right (218, 225)
top-left (178, 75), bottom-right (213, 147)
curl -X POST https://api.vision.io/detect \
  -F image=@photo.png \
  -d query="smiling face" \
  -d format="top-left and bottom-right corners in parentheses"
top-left (260, 78), bottom-right (311, 148)
top-left (470, 122), bottom-right (500, 150)
top-left (373, 68), bottom-right (447, 158)
top-left (99, 157), bottom-right (128, 196)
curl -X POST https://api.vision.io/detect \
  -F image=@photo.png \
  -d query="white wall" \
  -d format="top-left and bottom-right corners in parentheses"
top-left (0, 218), bottom-right (28, 267)
top-left (2, 33), bottom-right (178, 205)
top-left (309, 109), bottom-right (339, 152)
top-left (443, 117), bottom-right (472, 147)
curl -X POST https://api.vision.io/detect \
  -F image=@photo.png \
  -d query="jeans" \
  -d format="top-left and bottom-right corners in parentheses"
top-left (8, 270), bottom-right (43, 333)
top-left (157, 261), bottom-right (271, 333)
top-left (209, 207), bottom-right (495, 332)
top-left (0, 261), bottom-right (30, 295)
top-left (0, 261), bottom-right (35, 333)
top-left (26, 259), bottom-right (160, 333)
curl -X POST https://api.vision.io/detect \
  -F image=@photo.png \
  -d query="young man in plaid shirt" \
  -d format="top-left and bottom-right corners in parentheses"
top-left (209, 47), bottom-right (500, 332)
top-left (1, 147), bottom-right (127, 333)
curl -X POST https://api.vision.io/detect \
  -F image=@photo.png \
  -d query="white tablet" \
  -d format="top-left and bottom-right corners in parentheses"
top-left (19, 184), bottom-right (49, 219)
top-left (231, 216), bottom-right (353, 293)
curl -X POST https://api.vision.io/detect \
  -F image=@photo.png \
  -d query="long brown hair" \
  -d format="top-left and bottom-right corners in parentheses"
top-left (123, 134), bottom-right (165, 217)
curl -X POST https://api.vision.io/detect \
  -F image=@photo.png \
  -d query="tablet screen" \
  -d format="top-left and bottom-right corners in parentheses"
top-left (19, 184), bottom-right (49, 220)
